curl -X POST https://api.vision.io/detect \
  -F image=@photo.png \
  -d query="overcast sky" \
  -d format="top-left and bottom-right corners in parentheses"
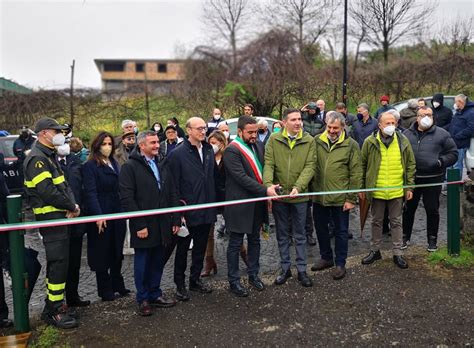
top-left (1, 0), bottom-right (473, 89)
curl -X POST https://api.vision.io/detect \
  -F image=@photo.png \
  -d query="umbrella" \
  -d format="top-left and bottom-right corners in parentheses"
top-left (359, 194), bottom-right (370, 238)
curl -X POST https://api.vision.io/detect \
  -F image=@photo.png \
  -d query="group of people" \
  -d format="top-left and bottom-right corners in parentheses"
top-left (2, 93), bottom-right (472, 330)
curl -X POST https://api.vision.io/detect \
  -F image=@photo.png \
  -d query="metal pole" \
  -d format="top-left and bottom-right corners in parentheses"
top-left (342, 0), bottom-right (348, 104)
top-left (7, 194), bottom-right (30, 332)
top-left (447, 168), bottom-right (461, 256)
top-left (70, 59), bottom-right (75, 126)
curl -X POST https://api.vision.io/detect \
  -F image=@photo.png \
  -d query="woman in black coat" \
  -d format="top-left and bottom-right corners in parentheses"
top-left (82, 131), bottom-right (128, 301)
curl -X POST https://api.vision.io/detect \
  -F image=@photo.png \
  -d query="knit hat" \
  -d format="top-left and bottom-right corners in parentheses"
top-left (380, 95), bottom-right (390, 102)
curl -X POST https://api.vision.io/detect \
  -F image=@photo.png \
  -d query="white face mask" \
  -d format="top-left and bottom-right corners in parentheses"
top-left (432, 101), bottom-right (440, 108)
top-left (133, 126), bottom-right (138, 134)
top-left (154, 126), bottom-right (160, 132)
top-left (453, 103), bottom-right (459, 110)
top-left (222, 131), bottom-right (229, 139)
top-left (213, 114), bottom-right (221, 121)
top-left (52, 133), bottom-right (66, 146)
top-left (211, 143), bottom-right (220, 154)
top-left (56, 143), bottom-right (70, 156)
top-left (382, 125), bottom-right (396, 137)
top-left (419, 116), bottom-right (433, 130)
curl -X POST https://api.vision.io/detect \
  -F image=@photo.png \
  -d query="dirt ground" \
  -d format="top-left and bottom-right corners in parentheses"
top-left (21, 247), bottom-right (474, 347)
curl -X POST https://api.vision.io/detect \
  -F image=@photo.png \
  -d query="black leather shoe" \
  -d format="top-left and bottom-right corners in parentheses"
top-left (116, 288), bottom-right (131, 297)
top-left (297, 272), bottom-right (313, 287)
top-left (248, 275), bottom-right (265, 291)
top-left (311, 259), bottom-right (334, 271)
top-left (176, 287), bottom-right (190, 302)
top-left (149, 296), bottom-right (177, 308)
top-left (274, 269), bottom-right (292, 285)
top-left (306, 235), bottom-right (317, 246)
top-left (230, 282), bottom-right (249, 297)
top-left (361, 250), bottom-right (382, 265)
top-left (67, 297), bottom-right (91, 307)
top-left (189, 279), bottom-right (213, 294)
top-left (0, 318), bottom-right (13, 328)
top-left (101, 293), bottom-right (117, 302)
top-left (393, 255), bottom-right (408, 269)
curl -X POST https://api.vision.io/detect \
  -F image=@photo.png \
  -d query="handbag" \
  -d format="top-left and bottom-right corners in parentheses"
top-left (177, 218), bottom-right (189, 238)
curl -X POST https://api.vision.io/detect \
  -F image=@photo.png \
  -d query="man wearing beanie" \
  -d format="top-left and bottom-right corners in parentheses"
top-left (375, 95), bottom-right (394, 119)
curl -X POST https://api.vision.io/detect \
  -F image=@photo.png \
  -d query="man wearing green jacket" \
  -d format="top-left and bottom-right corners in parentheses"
top-left (360, 112), bottom-right (415, 269)
top-left (310, 112), bottom-right (362, 280)
top-left (263, 108), bottom-right (316, 287)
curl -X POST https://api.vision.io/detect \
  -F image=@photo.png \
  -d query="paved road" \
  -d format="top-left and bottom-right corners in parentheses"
top-left (5, 196), bottom-right (448, 316)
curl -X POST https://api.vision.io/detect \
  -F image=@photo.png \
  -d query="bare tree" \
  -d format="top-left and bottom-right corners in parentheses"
top-left (202, 0), bottom-right (252, 71)
top-left (350, 0), bottom-right (432, 65)
top-left (264, 0), bottom-right (339, 52)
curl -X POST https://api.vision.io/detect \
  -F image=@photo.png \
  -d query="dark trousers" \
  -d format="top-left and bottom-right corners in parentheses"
top-left (403, 177), bottom-right (443, 243)
top-left (305, 202), bottom-right (315, 237)
top-left (313, 203), bottom-right (349, 267)
top-left (40, 225), bottom-right (70, 309)
top-left (65, 229), bottom-right (85, 301)
top-left (272, 201), bottom-right (307, 273)
top-left (134, 246), bottom-right (164, 304)
top-left (95, 259), bottom-right (126, 299)
top-left (227, 229), bottom-right (260, 285)
top-left (173, 224), bottom-right (211, 287)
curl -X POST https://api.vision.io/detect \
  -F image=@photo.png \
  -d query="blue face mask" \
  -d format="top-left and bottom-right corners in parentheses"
top-left (273, 127), bottom-right (281, 133)
top-left (357, 113), bottom-right (364, 121)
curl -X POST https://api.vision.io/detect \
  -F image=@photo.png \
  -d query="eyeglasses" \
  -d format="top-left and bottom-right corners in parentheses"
top-left (190, 126), bottom-right (208, 132)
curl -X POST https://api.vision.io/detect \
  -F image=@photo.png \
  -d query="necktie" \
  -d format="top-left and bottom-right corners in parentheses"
top-left (147, 159), bottom-right (161, 190)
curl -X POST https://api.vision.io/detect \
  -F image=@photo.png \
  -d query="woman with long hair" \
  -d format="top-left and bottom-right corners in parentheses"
top-left (201, 130), bottom-right (248, 276)
top-left (82, 131), bottom-right (129, 301)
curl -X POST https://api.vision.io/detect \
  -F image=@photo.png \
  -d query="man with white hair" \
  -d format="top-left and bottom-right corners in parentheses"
top-left (400, 99), bottom-right (418, 129)
top-left (449, 94), bottom-right (474, 175)
top-left (257, 119), bottom-right (271, 145)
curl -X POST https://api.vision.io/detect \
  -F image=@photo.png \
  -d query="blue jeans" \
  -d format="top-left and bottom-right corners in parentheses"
top-left (272, 201), bottom-right (307, 273)
top-left (313, 203), bottom-right (349, 267)
top-left (134, 246), bottom-right (164, 304)
top-left (454, 148), bottom-right (466, 174)
top-left (227, 230), bottom-right (260, 285)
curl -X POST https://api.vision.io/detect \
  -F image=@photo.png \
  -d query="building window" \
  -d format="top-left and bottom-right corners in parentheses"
top-left (158, 63), bottom-right (167, 73)
top-left (136, 63), bottom-right (144, 72)
top-left (103, 62), bottom-right (125, 72)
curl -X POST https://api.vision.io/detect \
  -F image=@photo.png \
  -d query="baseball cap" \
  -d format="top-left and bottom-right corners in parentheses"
top-left (307, 102), bottom-right (317, 110)
top-left (34, 118), bottom-right (68, 133)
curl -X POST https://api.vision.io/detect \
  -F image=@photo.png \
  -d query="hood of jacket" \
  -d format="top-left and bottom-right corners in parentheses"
top-left (431, 93), bottom-right (444, 107)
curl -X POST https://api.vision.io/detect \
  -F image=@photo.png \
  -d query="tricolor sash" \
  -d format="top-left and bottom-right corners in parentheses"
top-left (230, 137), bottom-right (263, 184)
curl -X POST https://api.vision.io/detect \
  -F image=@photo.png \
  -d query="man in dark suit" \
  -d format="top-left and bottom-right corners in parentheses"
top-left (120, 131), bottom-right (180, 316)
top-left (223, 116), bottom-right (279, 297)
top-left (167, 117), bottom-right (217, 301)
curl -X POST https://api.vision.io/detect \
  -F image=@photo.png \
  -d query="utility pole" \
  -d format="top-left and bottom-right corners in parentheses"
top-left (144, 69), bottom-right (150, 128)
top-left (70, 59), bottom-right (75, 125)
top-left (342, 0), bottom-right (348, 105)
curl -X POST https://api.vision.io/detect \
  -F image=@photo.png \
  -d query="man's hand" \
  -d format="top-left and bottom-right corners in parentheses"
top-left (66, 204), bottom-right (81, 218)
top-left (172, 225), bottom-right (180, 235)
top-left (96, 220), bottom-right (107, 234)
top-left (358, 192), bottom-right (366, 200)
top-left (343, 202), bottom-right (355, 211)
top-left (405, 191), bottom-right (413, 201)
top-left (289, 187), bottom-right (299, 197)
top-left (267, 184), bottom-right (279, 197)
top-left (137, 227), bottom-right (148, 239)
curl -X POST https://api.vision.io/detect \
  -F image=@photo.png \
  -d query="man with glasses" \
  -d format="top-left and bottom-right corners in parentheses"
top-left (402, 106), bottom-right (457, 252)
top-left (167, 117), bottom-right (217, 301)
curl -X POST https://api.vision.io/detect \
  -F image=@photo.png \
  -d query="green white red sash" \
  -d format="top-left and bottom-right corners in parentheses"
top-left (231, 136), bottom-right (263, 184)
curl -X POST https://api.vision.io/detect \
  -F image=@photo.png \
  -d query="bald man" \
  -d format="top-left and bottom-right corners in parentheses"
top-left (166, 117), bottom-right (217, 301)
top-left (360, 112), bottom-right (415, 270)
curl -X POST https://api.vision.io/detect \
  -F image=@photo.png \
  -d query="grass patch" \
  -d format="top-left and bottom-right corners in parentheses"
top-left (427, 246), bottom-right (474, 268)
top-left (30, 325), bottom-right (66, 348)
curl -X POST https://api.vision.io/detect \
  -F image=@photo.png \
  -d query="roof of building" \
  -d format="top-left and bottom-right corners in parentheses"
top-left (0, 77), bottom-right (33, 95)
top-left (94, 58), bottom-right (186, 72)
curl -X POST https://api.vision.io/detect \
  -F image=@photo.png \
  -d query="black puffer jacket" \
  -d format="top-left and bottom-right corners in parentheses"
top-left (403, 123), bottom-right (458, 179)
top-left (431, 93), bottom-right (453, 130)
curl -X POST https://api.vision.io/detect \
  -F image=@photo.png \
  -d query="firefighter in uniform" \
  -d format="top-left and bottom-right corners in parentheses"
top-left (24, 118), bottom-right (80, 329)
